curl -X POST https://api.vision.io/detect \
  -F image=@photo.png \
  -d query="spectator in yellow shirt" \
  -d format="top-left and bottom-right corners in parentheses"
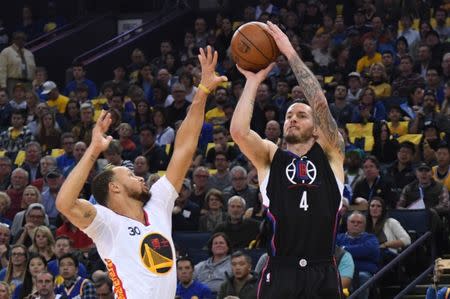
top-left (368, 63), bottom-right (392, 99)
top-left (356, 38), bottom-right (382, 75)
top-left (41, 81), bottom-right (69, 114)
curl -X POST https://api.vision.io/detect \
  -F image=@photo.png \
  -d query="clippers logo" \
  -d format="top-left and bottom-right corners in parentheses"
top-left (285, 157), bottom-right (317, 185)
top-left (140, 233), bottom-right (173, 275)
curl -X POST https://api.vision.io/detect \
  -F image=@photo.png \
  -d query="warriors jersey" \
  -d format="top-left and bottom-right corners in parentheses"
top-left (83, 176), bottom-right (178, 299)
top-left (260, 144), bottom-right (343, 258)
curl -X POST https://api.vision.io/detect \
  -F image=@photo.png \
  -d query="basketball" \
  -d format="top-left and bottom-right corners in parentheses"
top-left (230, 21), bottom-right (280, 72)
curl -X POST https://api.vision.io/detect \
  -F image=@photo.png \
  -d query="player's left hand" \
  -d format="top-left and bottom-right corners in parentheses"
top-left (198, 45), bottom-right (228, 92)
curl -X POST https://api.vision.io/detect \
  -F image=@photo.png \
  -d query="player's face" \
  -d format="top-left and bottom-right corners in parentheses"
top-left (176, 260), bottom-right (194, 283)
top-left (284, 103), bottom-right (315, 144)
top-left (113, 167), bottom-right (150, 205)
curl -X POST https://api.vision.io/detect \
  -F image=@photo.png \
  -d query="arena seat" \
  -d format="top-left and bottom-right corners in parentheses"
top-left (387, 209), bottom-right (431, 237)
top-left (173, 232), bottom-right (212, 250)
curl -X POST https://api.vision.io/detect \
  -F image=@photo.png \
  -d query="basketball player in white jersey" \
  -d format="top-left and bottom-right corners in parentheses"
top-left (55, 46), bottom-right (227, 299)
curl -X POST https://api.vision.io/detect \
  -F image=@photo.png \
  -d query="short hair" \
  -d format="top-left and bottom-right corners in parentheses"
top-left (0, 157), bottom-right (12, 166)
top-left (139, 124), bottom-right (156, 136)
top-left (93, 275), bottom-right (113, 290)
top-left (363, 155), bottom-right (380, 169)
top-left (72, 62), bottom-right (85, 70)
top-left (12, 168), bottom-right (29, 180)
top-left (91, 167), bottom-right (116, 206)
top-left (230, 165), bottom-right (247, 177)
top-left (205, 188), bottom-right (223, 204)
top-left (105, 140), bottom-right (123, 155)
top-left (58, 253), bottom-right (79, 268)
top-left (347, 210), bottom-right (366, 224)
top-left (11, 108), bottom-right (27, 118)
top-left (228, 195), bottom-right (246, 207)
top-left (207, 232), bottom-right (232, 256)
top-left (0, 192), bottom-right (11, 210)
top-left (61, 132), bottom-right (75, 142)
top-left (55, 235), bottom-right (73, 246)
top-left (26, 141), bottom-right (42, 153)
top-left (231, 250), bottom-right (252, 265)
top-left (398, 141), bottom-right (416, 154)
top-left (437, 141), bottom-right (449, 151)
top-left (212, 127), bottom-right (228, 136)
top-left (400, 54), bottom-right (414, 64)
top-left (176, 256), bottom-right (194, 268)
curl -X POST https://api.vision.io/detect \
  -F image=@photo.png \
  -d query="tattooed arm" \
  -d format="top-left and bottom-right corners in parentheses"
top-left (55, 112), bottom-right (115, 229)
top-left (265, 22), bottom-right (344, 157)
top-left (230, 63), bottom-right (278, 180)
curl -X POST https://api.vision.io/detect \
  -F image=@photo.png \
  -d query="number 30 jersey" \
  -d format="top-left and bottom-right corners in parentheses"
top-left (260, 143), bottom-right (343, 259)
top-left (83, 176), bottom-right (178, 299)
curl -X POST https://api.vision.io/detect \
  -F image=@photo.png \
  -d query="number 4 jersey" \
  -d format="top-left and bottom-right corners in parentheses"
top-left (83, 176), bottom-right (178, 299)
top-left (259, 143), bottom-right (344, 258)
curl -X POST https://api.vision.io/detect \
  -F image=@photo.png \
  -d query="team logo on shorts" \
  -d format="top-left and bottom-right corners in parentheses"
top-left (285, 157), bottom-right (317, 185)
top-left (140, 233), bottom-right (173, 275)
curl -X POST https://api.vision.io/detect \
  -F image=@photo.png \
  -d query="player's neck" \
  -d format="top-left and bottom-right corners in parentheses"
top-left (110, 198), bottom-right (146, 224)
top-left (286, 139), bottom-right (315, 157)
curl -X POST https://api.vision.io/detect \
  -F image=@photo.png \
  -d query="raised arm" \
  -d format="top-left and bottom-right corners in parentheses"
top-left (230, 63), bottom-right (277, 178)
top-left (265, 22), bottom-right (344, 160)
top-left (166, 46), bottom-right (227, 192)
top-left (55, 110), bottom-right (113, 229)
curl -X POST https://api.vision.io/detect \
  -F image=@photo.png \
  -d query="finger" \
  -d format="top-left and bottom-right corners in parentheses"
top-left (97, 110), bottom-right (106, 124)
top-left (219, 75), bottom-right (228, 82)
top-left (207, 45), bottom-right (213, 64)
top-left (236, 64), bottom-right (247, 75)
top-left (212, 50), bottom-right (218, 67)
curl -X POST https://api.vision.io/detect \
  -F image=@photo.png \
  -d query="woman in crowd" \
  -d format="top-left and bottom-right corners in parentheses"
top-left (368, 63), bottom-right (392, 99)
top-left (194, 232), bottom-right (232, 296)
top-left (16, 253), bottom-right (47, 299)
top-left (35, 111), bottom-right (61, 153)
top-left (152, 106), bottom-right (175, 146)
top-left (59, 100), bottom-right (80, 132)
top-left (0, 192), bottom-right (11, 226)
top-left (366, 197), bottom-right (411, 263)
top-left (28, 226), bottom-right (55, 262)
top-left (371, 120), bottom-right (399, 165)
top-left (11, 186), bottom-right (49, 237)
top-left (0, 281), bottom-right (11, 299)
top-left (199, 189), bottom-right (227, 232)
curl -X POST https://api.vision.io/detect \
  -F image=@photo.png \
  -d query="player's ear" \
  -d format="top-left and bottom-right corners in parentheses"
top-left (109, 181), bottom-right (120, 193)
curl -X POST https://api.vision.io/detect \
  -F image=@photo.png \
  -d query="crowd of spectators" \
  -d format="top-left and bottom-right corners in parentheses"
top-left (0, 0), bottom-right (449, 298)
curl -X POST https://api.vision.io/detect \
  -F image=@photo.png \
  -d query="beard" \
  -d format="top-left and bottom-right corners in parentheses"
top-left (284, 126), bottom-right (314, 144)
top-left (127, 188), bottom-right (151, 206)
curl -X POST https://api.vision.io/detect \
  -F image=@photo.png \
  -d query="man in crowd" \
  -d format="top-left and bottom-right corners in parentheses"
top-left (176, 256), bottom-right (213, 299)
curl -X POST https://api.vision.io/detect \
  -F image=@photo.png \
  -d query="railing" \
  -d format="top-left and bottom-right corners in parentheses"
top-left (393, 265), bottom-right (434, 299)
top-left (348, 231), bottom-right (434, 299)
top-left (73, 7), bottom-right (190, 65)
top-left (27, 13), bottom-right (111, 52)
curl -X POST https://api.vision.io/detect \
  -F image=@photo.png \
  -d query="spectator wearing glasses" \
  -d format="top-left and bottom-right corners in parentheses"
top-left (0, 244), bottom-right (28, 293)
top-left (223, 166), bottom-right (258, 210)
top-left (199, 189), bottom-right (227, 232)
top-left (13, 203), bottom-right (47, 247)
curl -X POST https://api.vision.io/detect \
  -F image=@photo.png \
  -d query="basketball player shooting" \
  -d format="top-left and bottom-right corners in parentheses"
top-left (230, 21), bottom-right (345, 298)
top-left (55, 46), bottom-right (227, 299)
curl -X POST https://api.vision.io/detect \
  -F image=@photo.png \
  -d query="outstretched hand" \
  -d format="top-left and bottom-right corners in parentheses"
top-left (236, 62), bottom-right (275, 84)
top-left (198, 46), bottom-right (228, 92)
top-left (265, 21), bottom-right (295, 58)
top-left (91, 110), bottom-right (113, 153)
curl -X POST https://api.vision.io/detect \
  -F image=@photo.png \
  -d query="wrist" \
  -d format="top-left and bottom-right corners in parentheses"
top-left (198, 83), bottom-right (212, 94)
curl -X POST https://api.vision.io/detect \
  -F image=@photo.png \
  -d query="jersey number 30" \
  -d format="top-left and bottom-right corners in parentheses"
top-left (299, 192), bottom-right (309, 211)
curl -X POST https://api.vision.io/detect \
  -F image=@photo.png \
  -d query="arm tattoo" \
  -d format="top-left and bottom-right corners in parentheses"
top-left (83, 210), bottom-right (92, 218)
top-left (288, 55), bottom-right (342, 153)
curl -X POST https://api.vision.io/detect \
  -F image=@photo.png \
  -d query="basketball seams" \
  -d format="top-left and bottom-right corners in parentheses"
top-left (236, 26), bottom-right (272, 64)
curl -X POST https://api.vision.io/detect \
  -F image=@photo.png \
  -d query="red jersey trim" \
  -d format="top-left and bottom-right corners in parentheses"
top-left (105, 258), bottom-right (127, 299)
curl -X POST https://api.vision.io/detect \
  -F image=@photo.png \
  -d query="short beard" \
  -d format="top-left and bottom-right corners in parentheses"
top-left (128, 189), bottom-right (151, 206)
top-left (284, 127), bottom-right (314, 144)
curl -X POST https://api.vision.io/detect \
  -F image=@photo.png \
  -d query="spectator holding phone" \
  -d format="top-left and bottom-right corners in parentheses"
top-left (426, 258), bottom-right (450, 299)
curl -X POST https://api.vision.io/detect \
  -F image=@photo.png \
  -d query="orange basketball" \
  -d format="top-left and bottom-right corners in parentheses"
top-left (230, 21), bottom-right (280, 72)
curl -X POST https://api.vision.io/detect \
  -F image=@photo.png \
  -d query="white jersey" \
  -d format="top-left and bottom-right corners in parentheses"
top-left (83, 176), bottom-right (178, 299)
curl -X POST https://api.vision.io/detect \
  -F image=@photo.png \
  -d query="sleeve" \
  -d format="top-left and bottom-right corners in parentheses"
top-left (81, 205), bottom-right (118, 256)
top-left (217, 281), bottom-right (226, 299)
top-left (81, 280), bottom-right (97, 299)
top-left (338, 251), bottom-right (355, 279)
top-left (145, 175), bottom-right (179, 217)
top-left (0, 50), bottom-right (7, 88)
top-left (387, 218), bottom-right (411, 247)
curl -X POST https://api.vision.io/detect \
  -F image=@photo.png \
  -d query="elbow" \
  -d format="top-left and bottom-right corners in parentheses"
top-left (230, 125), bottom-right (247, 142)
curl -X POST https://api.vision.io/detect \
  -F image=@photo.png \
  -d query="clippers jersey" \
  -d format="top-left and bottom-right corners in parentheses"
top-left (83, 176), bottom-right (178, 299)
top-left (260, 143), bottom-right (343, 258)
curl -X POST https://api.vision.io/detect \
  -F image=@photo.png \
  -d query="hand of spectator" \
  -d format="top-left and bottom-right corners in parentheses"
top-left (0, 244), bottom-right (7, 256)
top-left (198, 46), bottom-right (228, 92)
top-left (173, 206), bottom-right (182, 214)
top-left (91, 110), bottom-right (113, 155)
top-left (265, 21), bottom-right (296, 58)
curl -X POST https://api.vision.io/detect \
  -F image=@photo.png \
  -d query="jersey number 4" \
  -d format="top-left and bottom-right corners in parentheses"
top-left (299, 192), bottom-right (309, 211)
